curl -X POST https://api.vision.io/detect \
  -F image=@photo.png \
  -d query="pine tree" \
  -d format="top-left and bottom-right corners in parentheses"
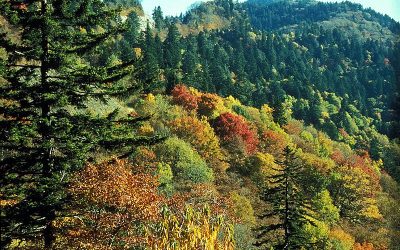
top-left (255, 147), bottom-right (316, 249)
top-left (0, 0), bottom-right (158, 247)
top-left (123, 11), bottom-right (141, 47)
top-left (140, 22), bottom-right (161, 88)
top-left (152, 6), bottom-right (164, 30)
top-left (164, 23), bottom-right (182, 69)
top-left (164, 23), bottom-right (182, 92)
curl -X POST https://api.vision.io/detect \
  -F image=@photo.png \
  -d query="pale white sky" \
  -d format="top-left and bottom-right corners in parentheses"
top-left (141, 0), bottom-right (400, 21)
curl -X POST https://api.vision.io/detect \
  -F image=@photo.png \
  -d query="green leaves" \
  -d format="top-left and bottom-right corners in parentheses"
top-left (156, 137), bottom-right (214, 184)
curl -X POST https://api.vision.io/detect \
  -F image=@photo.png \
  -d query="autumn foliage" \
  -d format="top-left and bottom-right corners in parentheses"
top-left (171, 84), bottom-right (198, 111)
top-left (40, 85), bottom-right (394, 249)
top-left (168, 116), bottom-right (228, 171)
top-left (331, 148), bottom-right (381, 195)
top-left (198, 92), bottom-right (224, 117)
top-left (62, 159), bottom-right (164, 249)
top-left (353, 242), bottom-right (375, 250)
top-left (146, 206), bottom-right (235, 250)
top-left (212, 112), bottom-right (259, 154)
top-left (260, 129), bottom-right (289, 156)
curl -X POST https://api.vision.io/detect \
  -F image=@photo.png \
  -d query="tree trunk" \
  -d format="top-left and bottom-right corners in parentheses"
top-left (40, 0), bottom-right (55, 248)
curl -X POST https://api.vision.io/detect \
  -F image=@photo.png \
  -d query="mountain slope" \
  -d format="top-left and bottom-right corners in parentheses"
top-left (1, 0), bottom-right (400, 249)
top-left (157, 0), bottom-right (400, 141)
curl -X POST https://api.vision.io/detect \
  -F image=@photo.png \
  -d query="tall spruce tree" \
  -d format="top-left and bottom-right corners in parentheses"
top-left (164, 23), bottom-right (182, 92)
top-left (255, 147), bottom-right (315, 249)
top-left (152, 6), bottom-right (164, 31)
top-left (0, 0), bottom-right (158, 248)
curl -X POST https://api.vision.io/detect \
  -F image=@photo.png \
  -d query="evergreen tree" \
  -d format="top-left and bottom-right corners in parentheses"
top-left (140, 22), bottom-right (161, 88)
top-left (0, 0), bottom-right (158, 247)
top-left (256, 147), bottom-right (316, 249)
top-left (123, 11), bottom-right (141, 47)
top-left (164, 23), bottom-right (182, 69)
top-left (164, 23), bottom-right (182, 92)
top-left (118, 12), bottom-right (141, 62)
top-left (152, 6), bottom-right (164, 30)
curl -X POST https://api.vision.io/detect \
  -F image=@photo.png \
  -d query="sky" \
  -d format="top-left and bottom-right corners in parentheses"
top-left (140, 0), bottom-right (400, 22)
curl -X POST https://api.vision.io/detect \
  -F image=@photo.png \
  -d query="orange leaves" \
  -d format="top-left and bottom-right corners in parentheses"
top-left (260, 129), bottom-right (289, 156)
top-left (171, 85), bottom-right (198, 111)
top-left (65, 159), bottom-right (164, 248)
top-left (198, 92), bottom-right (224, 117)
top-left (12, 3), bottom-right (28, 11)
top-left (212, 112), bottom-right (259, 155)
top-left (331, 148), bottom-right (381, 195)
top-left (71, 158), bottom-right (162, 219)
top-left (283, 119), bottom-right (304, 136)
top-left (171, 84), bottom-right (225, 117)
top-left (329, 228), bottom-right (355, 250)
top-left (353, 242), bottom-right (375, 250)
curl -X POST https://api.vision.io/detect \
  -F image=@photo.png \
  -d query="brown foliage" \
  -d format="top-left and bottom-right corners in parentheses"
top-left (353, 242), bottom-right (376, 250)
top-left (198, 92), bottom-right (224, 117)
top-left (260, 129), bottom-right (289, 157)
top-left (61, 159), bottom-right (164, 249)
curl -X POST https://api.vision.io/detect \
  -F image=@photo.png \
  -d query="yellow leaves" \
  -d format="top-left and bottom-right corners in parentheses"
top-left (261, 104), bottom-right (274, 115)
top-left (302, 219), bottom-right (330, 245)
top-left (188, 86), bottom-right (202, 98)
top-left (133, 47), bottom-right (142, 58)
top-left (371, 159), bottom-right (383, 175)
top-left (168, 115), bottom-right (227, 172)
top-left (329, 228), bottom-right (355, 250)
top-left (138, 122), bottom-right (155, 136)
top-left (361, 198), bottom-right (383, 220)
top-left (298, 152), bottom-right (335, 174)
top-left (9, 239), bottom-right (29, 249)
top-left (145, 93), bottom-right (156, 103)
top-left (0, 197), bottom-right (19, 207)
top-left (79, 26), bottom-right (87, 34)
top-left (147, 206), bottom-right (235, 250)
top-left (248, 31), bottom-right (257, 41)
top-left (224, 95), bottom-right (242, 110)
top-left (230, 192), bottom-right (256, 225)
top-left (253, 152), bottom-right (279, 179)
top-left (321, 111), bottom-right (330, 119)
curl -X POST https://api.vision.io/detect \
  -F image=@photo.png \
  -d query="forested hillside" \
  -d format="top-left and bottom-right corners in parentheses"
top-left (1, 0), bottom-right (399, 249)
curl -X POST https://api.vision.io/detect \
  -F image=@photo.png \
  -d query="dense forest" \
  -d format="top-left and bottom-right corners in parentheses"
top-left (1, 0), bottom-right (399, 249)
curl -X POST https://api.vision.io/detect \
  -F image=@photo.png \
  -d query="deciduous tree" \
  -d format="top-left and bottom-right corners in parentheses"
top-left (212, 112), bottom-right (259, 155)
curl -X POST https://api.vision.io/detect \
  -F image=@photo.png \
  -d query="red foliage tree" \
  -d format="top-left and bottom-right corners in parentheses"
top-left (171, 85), bottom-right (198, 111)
top-left (212, 113), bottom-right (258, 154)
